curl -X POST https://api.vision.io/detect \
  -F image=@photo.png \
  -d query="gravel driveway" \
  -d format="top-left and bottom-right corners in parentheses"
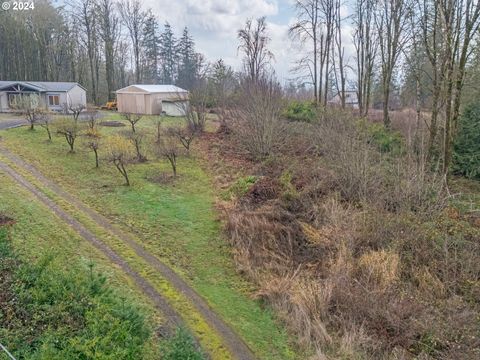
top-left (0, 118), bottom-right (27, 130)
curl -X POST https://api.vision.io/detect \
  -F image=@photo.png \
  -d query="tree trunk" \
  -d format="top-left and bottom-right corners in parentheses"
top-left (383, 85), bottom-right (391, 128)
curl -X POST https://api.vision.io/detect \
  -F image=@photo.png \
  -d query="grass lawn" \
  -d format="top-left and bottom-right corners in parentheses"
top-left (0, 114), bottom-right (298, 360)
top-left (0, 172), bottom-right (163, 359)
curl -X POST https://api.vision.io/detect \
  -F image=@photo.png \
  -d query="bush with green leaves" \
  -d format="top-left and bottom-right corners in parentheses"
top-left (222, 175), bottom-right (257, 200)
top-left (358, 120), bottom-right (404, 154)
top-left (283, 100), bottom-right (317, 123)
top-left (0, 232), bottom-right (152, 359)
top-left (0, 228), bottom-right (206, 360)
top-left (453, 102), bottom-right (480, 179)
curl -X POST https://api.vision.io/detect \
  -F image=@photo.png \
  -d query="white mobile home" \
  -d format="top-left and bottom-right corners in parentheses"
top-left (116, 85), bottom-right (189, 116)
top-left (0, 81), bottom-right (87, 112)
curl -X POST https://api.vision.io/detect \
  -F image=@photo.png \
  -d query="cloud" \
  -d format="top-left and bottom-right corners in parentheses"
top-left (141, 0), bottom-right (357, 84)
top-left (143, 0), bottom-right (285, 74)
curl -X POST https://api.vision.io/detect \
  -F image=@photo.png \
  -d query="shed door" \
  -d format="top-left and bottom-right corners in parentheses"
top-left (135, 94), bottom-right (145, 114)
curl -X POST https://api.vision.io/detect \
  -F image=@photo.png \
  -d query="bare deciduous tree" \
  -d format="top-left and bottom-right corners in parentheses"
top-left (54, 117), bottom-right (84, 153)
top-left (168, 125), bottom-right (196, 152)
top-left (13, 94), bottom-right (44, 130)
top-left (66, 103), bottom-right (86, 121)
top-left (121, 112), bottom-right (143, 133)
top-left (39, 114), bottom-right (52, 141)
top-left (233, 75), bottom-right (286, 160)
top-left (85, 129), bottom-right (101, 168)
top-left (289, 0), bottom-right (321, 104)
top-left (99, 0), bottom-right (119, 101)
top-left (123, 129), bottom-right (147, 162)
top-left (439, 0), bottom-right (480, 173)
top-left (154, 134), bottom-right (181, 178)
top-left (375, 0), bottom-right (411, 127)
top-left (332, 0), bottom-right (346, 109)
top-left (85, 109), bottom-right (100, 132)
top-left (118, 0), bottom-right (146, 83)
top-left (105, 134), bottom-right (135, 185)
top-left (353, 0), bottom-right (378, 116)
top-left (176, 85), bottom-right (208, 133)
top-left (238, 17), bottom-right (274, 83)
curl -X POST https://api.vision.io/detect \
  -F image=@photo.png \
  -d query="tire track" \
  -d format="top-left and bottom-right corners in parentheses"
top-left (0, 146), bottom-right (256, 360)
top-left (0, 160), bottom-right (183, 327)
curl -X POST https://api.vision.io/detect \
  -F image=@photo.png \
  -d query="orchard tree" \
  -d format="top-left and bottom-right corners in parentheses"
top-left (123, 129), bottom-right (147, 162)
top-left (54, 117), bottom-right (84, 153)
top-left (39, 115), bottom-right (53, 142)
top-left (168, 125), bottom-right (196, 152)
top-left (13, 94), bottom-right (45, 130)
top-left (105, 134), bottom-right (135, 186)
top-left (121, 112), bottom-right (143, 133)
top-left (85, 128), bottom-right (101, 168)
top-left (154, 134), bottom-right (181, 178)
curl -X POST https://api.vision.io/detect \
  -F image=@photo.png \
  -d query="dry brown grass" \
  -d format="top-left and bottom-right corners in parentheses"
top-left (201, 107), bottom-right (480, 359)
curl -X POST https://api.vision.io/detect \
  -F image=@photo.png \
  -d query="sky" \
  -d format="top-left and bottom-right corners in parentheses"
top-left (142, 0), bottom-right (355, 85)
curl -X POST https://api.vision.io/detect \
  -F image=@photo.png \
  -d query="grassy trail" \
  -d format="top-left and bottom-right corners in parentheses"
top-left (0, 122), bottom-right (298, 359)
top-left (0, 152), bottom-right (253, 360)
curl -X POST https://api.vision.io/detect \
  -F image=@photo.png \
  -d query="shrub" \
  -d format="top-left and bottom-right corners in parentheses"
top-left (0, 235), bottom-right (153, 359)
top-left (358, 120), bottom-right (404, 154)
top-left (222, 175), bottom-right (257, 201)
top-left (283, 101), bottom-right (317, 123)
top-left (161, 327), bottom-right (205, 360)
top-left (453, 102), bottom-right (480, 179)
top-left (232, 76), bottom-right (286, 160)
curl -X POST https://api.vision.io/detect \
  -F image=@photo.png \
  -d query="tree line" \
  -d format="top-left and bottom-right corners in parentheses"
top-left (288, 0), bottom-right (480, 175)
top-left (0, 0), bottom-right (205, 104)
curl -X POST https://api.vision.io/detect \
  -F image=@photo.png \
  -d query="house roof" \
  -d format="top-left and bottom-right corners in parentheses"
top-left (116, 84), bottom-right (188, 94)
top-left (0, 81), bottom-right (85, 92)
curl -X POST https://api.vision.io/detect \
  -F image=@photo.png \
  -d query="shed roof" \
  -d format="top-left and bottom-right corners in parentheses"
top-left (116, 84), bottom-right (188, 94)
top-left (0, 81), bottom-right (85, 92)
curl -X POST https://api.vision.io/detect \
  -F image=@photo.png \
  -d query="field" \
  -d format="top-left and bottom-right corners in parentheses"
top-left (0, 113), bottom-right (298, 360)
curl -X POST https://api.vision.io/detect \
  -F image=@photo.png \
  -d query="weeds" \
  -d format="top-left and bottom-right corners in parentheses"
top-left (220, 108), bottom-right (480, 358)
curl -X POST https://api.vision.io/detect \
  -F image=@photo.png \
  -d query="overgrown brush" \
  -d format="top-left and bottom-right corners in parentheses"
top-left (222, 108), bottom-right (480, 358)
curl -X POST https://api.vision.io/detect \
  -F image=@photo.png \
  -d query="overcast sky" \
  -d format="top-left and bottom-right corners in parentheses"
top-left (143, 0), bottom-right (355, 85)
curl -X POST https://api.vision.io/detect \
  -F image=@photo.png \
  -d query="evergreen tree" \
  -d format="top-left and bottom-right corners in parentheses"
top-left (159, 23), bottom-right (177, 84)
top-left (453, 102), bottom-right (480, 179)
top-left (142, 12), bottom-right (160, 83)
top-left (176, 27), bottom-right (197, 90)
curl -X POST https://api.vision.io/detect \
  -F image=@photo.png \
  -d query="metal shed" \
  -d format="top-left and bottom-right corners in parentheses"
top-left (115, 85), bottom-right (189, 116)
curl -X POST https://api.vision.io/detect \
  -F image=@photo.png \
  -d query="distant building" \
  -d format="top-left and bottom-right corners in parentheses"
top-left (116, 85), bottom-right (189, 116)
top-left (328, 90), bottom-right (359, 109)
top-left (0, 81), bottom-right (86, 112)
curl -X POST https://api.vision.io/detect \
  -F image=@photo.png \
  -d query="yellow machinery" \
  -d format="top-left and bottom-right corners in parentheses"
top-left (101, 100), bottom-right (117, 111)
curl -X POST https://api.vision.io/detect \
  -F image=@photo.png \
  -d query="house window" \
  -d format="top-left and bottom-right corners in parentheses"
top-left (8, 94), bottom-right (20, 107)
top-left (48, 95), bottom-right (60, 106)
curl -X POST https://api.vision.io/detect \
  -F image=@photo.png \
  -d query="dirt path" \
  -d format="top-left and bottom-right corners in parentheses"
top-left (0, 146), bottom-right (257, 360)
top-left (0, 160), bottom-right (183, 326)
